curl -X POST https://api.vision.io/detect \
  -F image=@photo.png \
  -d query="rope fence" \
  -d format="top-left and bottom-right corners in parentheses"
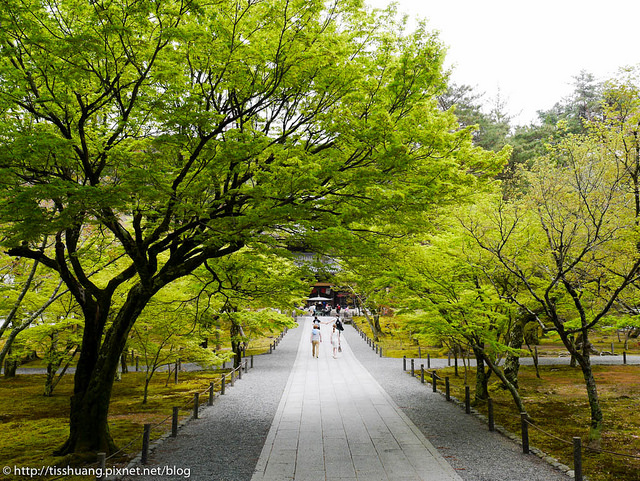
top-left (401, 356), bottom-right (640, 481)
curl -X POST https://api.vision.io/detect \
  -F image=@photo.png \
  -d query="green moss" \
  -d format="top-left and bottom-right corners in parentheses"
top-left (0, 368), bottom-right (230, 475)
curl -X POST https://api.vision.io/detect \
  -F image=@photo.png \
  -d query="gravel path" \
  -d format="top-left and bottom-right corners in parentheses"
top-left (120, 318), bottom-right (623, 480)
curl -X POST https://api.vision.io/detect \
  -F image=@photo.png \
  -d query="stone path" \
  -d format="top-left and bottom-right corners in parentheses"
top-left (251, 319), bottom-right (462, 481)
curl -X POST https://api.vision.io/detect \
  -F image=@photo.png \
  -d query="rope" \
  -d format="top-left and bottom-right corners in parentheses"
top-left (523, 418), bottom-right (640, 459)
top-left (523, 418), bottom-right (573, 446)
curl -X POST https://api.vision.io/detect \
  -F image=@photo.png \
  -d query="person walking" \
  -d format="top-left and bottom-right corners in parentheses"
top-left (330, 325), bottom-right (339, 358)
top-left (334, 316), bottom-right (344, 340)
top-left (310, 324), bottom-right (322, 358)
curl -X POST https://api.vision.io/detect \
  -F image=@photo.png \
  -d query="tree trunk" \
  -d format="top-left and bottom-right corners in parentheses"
top-left (120, 351), bottom-right (129, 374)
top-left (4, 356), bottom-right (18, 378)
top-left (472, 345), bottom-right (490, 401)
top-left (55, 287), bottom-right (152, 456)
top-left (0, 325), bottom-right (28, 370)
top-left (558, 329), bottom-right (603, 443)
top-left (373, 312), bottom-right (383, 337)
top-left (481, 351), bottom-right (529, 419)
top-left (44, 349), bottom-right (76, 397)
top-left (361, 309), bottom-right (380, 341)
top-left (574, 351), bottom-right (603, 444)
top-left (504, 318), bottom-right (524, 389)
top-left (143, 374), bottom-right (151, 404)
top-left (230, 320), bottom-right (243, 369)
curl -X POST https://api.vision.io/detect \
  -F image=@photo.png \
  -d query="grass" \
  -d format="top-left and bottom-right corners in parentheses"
top-left (0, 369), bottom-right (230, 479)
top-left (351, 317), bottom-right (640, 481)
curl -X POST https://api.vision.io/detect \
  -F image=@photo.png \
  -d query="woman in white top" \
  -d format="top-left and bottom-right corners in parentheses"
top-left (330, 325), bottom-right (339, 358)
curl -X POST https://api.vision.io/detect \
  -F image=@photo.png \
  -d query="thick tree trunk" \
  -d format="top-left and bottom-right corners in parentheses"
top-left (4, 356), bottom-right (18, 378)
top-left (373, 313), bottom-right (383, 337)
top-left (55, 287), bottom-right (152, 456)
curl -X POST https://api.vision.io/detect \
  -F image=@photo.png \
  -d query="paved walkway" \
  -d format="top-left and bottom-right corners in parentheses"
top-left (251, 319), bottom-right (462, 481)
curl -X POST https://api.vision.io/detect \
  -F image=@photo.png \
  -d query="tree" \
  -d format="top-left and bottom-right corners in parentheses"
top-left (463, 138), bottom-right (640, 442)
top-left (0, 250), bottom-right (67, 372)
top-left (0, 0), bottom-right (495, 455)
top-left (384, 229), bottom-right (530, 414)
top-left (196, 248), bottom-right (305, 367)
top-left (538, 71), bottom-right (603, 134)
top-left (130, 287), bottom-right (220, 404)
top-left (19, 311), bottom-right (82, 396)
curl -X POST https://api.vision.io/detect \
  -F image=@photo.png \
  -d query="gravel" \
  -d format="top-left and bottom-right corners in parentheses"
top-left (120, 319), bottom-right (622, 480)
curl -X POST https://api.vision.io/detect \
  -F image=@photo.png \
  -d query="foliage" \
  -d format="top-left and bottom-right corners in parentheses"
top-left (0, 0), bottom-right (500, 453)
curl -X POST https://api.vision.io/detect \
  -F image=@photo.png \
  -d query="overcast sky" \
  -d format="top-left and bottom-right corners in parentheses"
top-left (365, 0), bottom-right (640, 125)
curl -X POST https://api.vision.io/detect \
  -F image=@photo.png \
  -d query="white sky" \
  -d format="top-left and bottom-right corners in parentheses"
top-left (365, 0), bottom-right (640, 125)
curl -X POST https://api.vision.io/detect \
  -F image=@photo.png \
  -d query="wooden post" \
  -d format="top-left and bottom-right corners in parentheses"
top-left (193, 393), bottom-right (199, 419)
top-left (174, 360), bottom-right (179, 384)
top-left (221, 375), bottom-right (226, 395)
top-left (427, 353), bottom-right (431, 369)
top-left (244, 360), bottom-right (248, 373)
top-left (623, 351), bottom-right (627, 364)
top-left (521, 413), bottom-right (530, 454)
top-left (573, 437), bottom-right (583, 481)
top-left (454, 353), bottom-right (459, 377)
top-left (135, 357), bottom-right (139, 372)
top-left (238, 364), bottom-right (242, 379)
top-left (269, 343), bottom-right (272, 354)
top-left (465, 386), bottom-right (471, 414)
top-left (172, 407), bottom-right (179, 437)
top-left (208, 382), bottom-right (215, 406)
top-left (445, 377), bottom-right (450, 401)
top-left (447, 351), bottom-right (451, 366)
top-left (251, 355), bottom-right (254, 369)
top-left (231, 369), bottom-right (235, 386)
top-left (431, 371), bottom-right (437, 392)
top-left (411, 359), bottom-right (415, 377)
top-left (141, 424), bottom-right (151, 464)
top-left (421, 365), bottom-right (425, 383)
top-left (488, 398), bottom-right (495, 431)
top-left (403, 355), bottom-right (407, 371)
top-left (418, 346), bottom-right (422, 358)
top-left (379, 347), bottom-right (383, 357)
top-left (96, 452), bottom-right (106, 481)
